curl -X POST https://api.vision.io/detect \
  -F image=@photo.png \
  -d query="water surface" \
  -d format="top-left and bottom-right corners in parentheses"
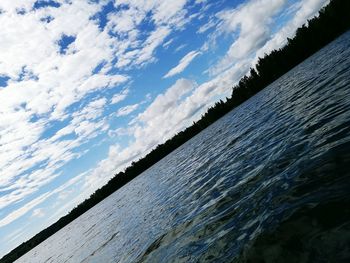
top-left (17, 31), bottom-right (350, 263)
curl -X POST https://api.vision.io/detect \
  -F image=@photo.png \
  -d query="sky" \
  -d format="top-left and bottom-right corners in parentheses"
top-left (0, 0), bottom-right (329, 257)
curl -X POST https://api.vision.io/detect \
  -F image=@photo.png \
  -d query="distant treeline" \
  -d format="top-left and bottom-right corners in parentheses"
top-left (2, 0), bottom-right (350, 262)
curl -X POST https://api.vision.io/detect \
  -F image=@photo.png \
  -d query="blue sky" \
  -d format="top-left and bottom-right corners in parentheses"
top-left (0, 0), bottom-right (329, 256)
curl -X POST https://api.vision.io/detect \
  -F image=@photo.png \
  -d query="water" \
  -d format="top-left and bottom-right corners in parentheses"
top-left (16, 31), bottom-right (350, 263)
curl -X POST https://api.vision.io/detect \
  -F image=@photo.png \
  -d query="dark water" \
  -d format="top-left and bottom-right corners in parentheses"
top-left (17, 31), bottom-right (350, 263)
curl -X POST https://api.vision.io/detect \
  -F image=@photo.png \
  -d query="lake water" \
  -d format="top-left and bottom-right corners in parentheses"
top-left (16, 31), bottom-right (350, 263)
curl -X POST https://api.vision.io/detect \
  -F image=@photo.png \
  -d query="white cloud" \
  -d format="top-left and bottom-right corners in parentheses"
top-left (111, 89), bottom-right (129, 104)
top-left (209, 0), bottom-right (286, 75)
top-left (253, 0), bottom-right (329, 64)
top-left (0, 192), bottom-right (51, 227)
top-left (107, 0), bottom-right (192, 68)
top-left (208, 0), bottom-right (329, 76)
top-left (0, 0), bottom-right (196, 222)
top-left (175, 44), bottom-right (187, 53)
top-left (116, 103), bottom-right (140, 117)
top-left (31, 208), bottom-right (45, 218)
top-left (163, 38), bottom-right (174, 49)
top-left (195, 0), bottom-right (208, 4)
top-left (137, 79), bottom-right (196, 124)
top-left (0, 170), bottom-right (86, 228)
top-left (82, 79), bottom-right (196, 191)
top-left (163, 50), bottom-right (201, 78)
top-left (197, 17), bottom-right (217, 34)
top-left (0, 1), bottom-right (127, 210)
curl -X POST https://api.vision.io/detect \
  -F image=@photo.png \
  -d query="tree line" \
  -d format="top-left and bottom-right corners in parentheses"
top-left (1, 0), bottom-right (350, 262)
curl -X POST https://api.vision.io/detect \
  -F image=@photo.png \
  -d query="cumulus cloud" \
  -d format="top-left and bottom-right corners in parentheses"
top-left (107, 0), bottom-right (191, 68)
top-left (116, 103), bottom-right (140, 117)
top-left (174, 44), bottom-right (188, 53)
top-left (82, 78), bottom-right (198, 191)
top-left (0, 0), bottom-right (196, 230)
top-left (209, 0), bottom-right (286, 75)
top-left (163, 38), bottom-right (174, 49)
top-left (197, 18), bottom-right (217, 34)
top-left (253, 0), bottom-right (329, 64)
top-left (208, 0), bottom-right (329, 76)
top-left (0, 1), bottom-right (126, 204)
top-left (111, 89), bottom-right (129, 105)
top-left (0, 192), bottom-right (51, 227)
top-left (31, 208), bottom-right (45, 218)
top-left (163, 50), bottom-right (201, 78)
